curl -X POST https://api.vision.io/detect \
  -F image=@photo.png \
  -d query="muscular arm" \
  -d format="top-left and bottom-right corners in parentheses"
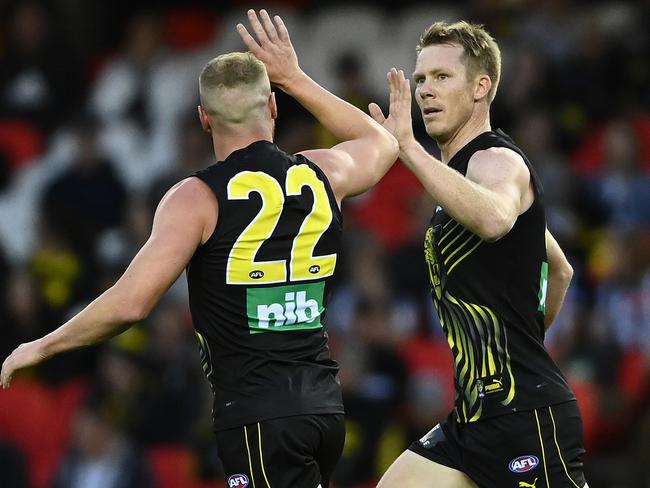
top-left (1, 178), bottom-right (215, 387)
top-left (400, 143), bottom-right (532, 241)
top-left (237, 10), bottom-right (399, 202)
top-left (544, 229), bottom-right (573, 329)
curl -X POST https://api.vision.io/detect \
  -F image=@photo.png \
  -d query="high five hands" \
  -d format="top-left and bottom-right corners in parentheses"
top-left (236, 9), bottom-right (302, 90)
top-left (369, 68), bottom-right (415, 150)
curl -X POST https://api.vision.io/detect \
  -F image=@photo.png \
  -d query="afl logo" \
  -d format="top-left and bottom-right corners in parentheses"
top-left (227, 474), bottom-right (249, 487)
top-left (249, 270), bottom-right (264, 279)
top-left (509, 455), bottom-right (539, 473)
top-left (308, 265), bottom-right (321, 274)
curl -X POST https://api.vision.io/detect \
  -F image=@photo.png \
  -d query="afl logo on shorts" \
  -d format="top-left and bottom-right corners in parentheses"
top-left (509, 455), bottom-right (539, 473)
top-left (227, 474), bottom-right (249, 487)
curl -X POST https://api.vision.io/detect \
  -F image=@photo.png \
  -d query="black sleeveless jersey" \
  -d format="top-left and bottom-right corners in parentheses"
top-left (187, 141), bottom-right (344, 431)
top-left (424, 130), bottom-right (575, 423)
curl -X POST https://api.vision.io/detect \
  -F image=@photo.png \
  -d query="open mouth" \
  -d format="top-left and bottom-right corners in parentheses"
top-left (423, 107), bottom-right (442, 115)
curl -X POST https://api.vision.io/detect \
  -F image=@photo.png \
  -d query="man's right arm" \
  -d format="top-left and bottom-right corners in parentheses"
top-left (237, 10), bottom-right (399, 203)
top-left (544, 229), bottom-right (573, 329)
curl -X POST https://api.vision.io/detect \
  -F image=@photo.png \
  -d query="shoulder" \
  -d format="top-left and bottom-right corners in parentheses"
top-left (467, 146), bottom-right (530, 185)
top-left (154, 177), bottom-right (218, 244)
top-left (160, 177), bottom-right (216, 208)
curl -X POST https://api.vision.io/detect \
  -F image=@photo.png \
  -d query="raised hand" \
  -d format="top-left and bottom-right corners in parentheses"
top-left (236, 9), bottom-right (302, 90)
top-left (1, 340), bottom-right (47, 388)
top-left (368, 68), bottom-right (415, 151)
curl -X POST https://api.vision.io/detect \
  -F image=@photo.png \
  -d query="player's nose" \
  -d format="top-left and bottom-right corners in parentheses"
top-left (417, 80), bottom-right (435, 98)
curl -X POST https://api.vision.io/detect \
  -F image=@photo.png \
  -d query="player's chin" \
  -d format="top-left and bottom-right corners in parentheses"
top-left (424, 122), bottom-right (445, 140)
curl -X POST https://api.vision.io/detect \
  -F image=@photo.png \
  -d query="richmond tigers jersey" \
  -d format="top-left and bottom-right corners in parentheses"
top-left (425, 130), bottom-right (574, 423)
top-left (187, 141), bottom-right (343, 431)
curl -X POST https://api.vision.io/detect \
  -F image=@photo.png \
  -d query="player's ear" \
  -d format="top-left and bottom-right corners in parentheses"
top-left (269, 92), bottom-right (278, 120)
top-left (474, 75), bottom-right (491, 102)
top-left (197, 105), bottom-right (212, 133)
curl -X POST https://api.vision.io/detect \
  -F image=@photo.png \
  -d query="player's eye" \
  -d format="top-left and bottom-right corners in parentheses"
top-left (414, 76), bottom-right (425, 85)
top-left (437, 74), bottom-right (449, 81)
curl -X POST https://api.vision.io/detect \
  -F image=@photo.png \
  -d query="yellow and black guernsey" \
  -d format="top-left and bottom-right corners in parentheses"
top-left (425, 130), bottom-right (575, 423)
top-left (187, 141), bottom-right (343, 431)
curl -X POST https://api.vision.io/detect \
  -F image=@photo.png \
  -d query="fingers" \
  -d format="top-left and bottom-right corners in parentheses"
top-left (387, 68), bottom-right (411, 108)
top-left (259, 9), bottom-right (280, 43)
top-left (246, 9), bottom-right (270, 45)
top-left (274, 15), bottom-right (290, 43)
top-left (0, 361), bottom-right (11, 388)
top-left (368, 102), bottom-right (386, 124)
top-left (236, 24), bottom-right (262, 56)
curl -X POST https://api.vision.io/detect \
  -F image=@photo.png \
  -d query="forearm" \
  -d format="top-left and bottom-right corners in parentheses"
top-left (39, 286), bottom-right (142, 358)
top-left (544, 272), bottom-right (571, 329)
top-left (401, 142), bottom-right (513, 240)
top-left (281, 71), bottom-right (390, 145)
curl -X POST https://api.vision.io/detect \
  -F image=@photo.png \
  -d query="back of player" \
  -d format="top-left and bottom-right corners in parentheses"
top-left (187, 141), bottom-right (344, 488)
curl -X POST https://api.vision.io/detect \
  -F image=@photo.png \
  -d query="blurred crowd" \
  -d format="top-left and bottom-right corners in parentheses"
top-left (0, 1), bottom-right (649, 488)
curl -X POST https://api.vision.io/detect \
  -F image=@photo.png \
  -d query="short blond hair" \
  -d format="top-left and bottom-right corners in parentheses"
top-left (417, 21), bottom-right (501, 104)
top-left (199, 52), bottom-right (270, 126)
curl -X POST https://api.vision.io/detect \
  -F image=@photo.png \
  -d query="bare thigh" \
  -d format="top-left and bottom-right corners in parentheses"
top-left (376, 450), bottom-right (478, 488)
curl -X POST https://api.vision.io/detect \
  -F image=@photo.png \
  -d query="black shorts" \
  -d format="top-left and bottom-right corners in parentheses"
top-left (409, 401), bottom-right (586, 488)
top-left (215, 414), bottom-right (345, 488)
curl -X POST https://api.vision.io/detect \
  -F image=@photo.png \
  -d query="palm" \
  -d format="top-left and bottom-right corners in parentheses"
top-left (1, 341), bottom-right (45, 387)
top-left (236, 10), bottom-right (301, 89)
top-left (369, 68), bottom-right (413, 146)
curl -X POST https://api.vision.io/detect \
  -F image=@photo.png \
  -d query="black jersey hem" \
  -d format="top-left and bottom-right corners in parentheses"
top-left (212, 405), bottom-right (345, 433)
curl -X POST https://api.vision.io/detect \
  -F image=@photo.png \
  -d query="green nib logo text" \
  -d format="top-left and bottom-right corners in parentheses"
top-left (247, 282), bottom-right (325, 333)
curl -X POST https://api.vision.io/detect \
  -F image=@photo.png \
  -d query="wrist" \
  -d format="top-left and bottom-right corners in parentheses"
top-left (37, 335), bottom-right (55, 359)
top-left (398, 137), bottom-right (421, 166)
top-left (276, 68), bottom-right (308, 93)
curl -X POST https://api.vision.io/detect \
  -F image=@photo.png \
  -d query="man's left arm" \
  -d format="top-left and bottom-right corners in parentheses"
top-left (544, 229), bottom-right (573, 329)
top-left (1, 178), bottom-right (214, 387)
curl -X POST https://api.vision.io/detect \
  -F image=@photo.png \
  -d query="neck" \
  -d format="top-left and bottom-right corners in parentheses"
top-left (212, 126), bottom-right (273, 161)
top-left (437, 104), bottom-right (491, 164)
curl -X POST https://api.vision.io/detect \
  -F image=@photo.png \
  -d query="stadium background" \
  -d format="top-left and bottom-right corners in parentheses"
top-left (0, 0), bottom-right (649, 487)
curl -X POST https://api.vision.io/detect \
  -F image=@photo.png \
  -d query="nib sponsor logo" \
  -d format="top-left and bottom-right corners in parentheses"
top-left (247, 282), bottom-right (325, 333)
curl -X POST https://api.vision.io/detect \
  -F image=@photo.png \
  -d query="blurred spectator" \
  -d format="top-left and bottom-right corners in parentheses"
top-left (515, 108), bottom-right (577, 240)
top-left (52, 401), bottom-right (155, 488)
top-left (316, 51), bottom-right (380, 148)
top-left (90, 10), bottom-right (199, 189)
top-left (0, 1), bottom-right (84, 134)
top-left (0, 437), bottom-right (29, 488)
top-left (335, 298), bottom-right (407, 486)
top-left (41, 115), bottom-right (127, 265)
top-left (137, 302), bottom-right (204, 445)
top-left (147, 112), bottom-right (214, 212)
top-left (593, 230), bottom-right (650, 354)
top-left (0, 2), bottom-right (648, 487)
top-left (0, 269), bottom-right (48, 362)
top-left (89, 343), bottom-right (149, 439)
top-left (587, 119), bottom-right (650, 229)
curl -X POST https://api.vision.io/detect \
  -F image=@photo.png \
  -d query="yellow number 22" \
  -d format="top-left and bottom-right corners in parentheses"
top-left (226, 166), bottom-right (337, 284)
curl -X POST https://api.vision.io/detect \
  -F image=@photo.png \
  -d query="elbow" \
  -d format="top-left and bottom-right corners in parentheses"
top-left (476, 214), bottom-right (514, 242)
top-left (373, 126), bottom-right (399, 162)
top-left (560, 261), bottom-right (574, 284)
top-left (117, 304), bottom-right (149, 324)
top-left (125, 306), bottom-right (150, 324)
top-left (102, 282), bottom-right (154, 325)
